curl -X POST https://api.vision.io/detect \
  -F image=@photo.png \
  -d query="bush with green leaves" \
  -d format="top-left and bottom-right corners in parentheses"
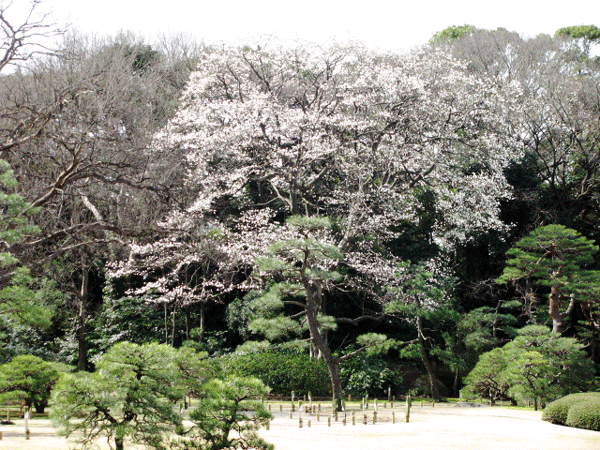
top-left (219, 350), bottom-right (330, 397)
top-left (543, 393), bottom-right (600, 431)
top-left (0, 354), bottom-right (60, 413)
top-left (340, 353), bottom-right (402, 398)
top-left (52, 342), bottom-right (185, 450)
top-left (566, 396), bottom-right (600, 431)
top-left (462, 326), bottom-right (595, 407)
top-left (170, 376), bottom-right (273, 450)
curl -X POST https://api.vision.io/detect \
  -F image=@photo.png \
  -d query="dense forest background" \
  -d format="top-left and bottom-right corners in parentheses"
top-left (2, 2), bottom-right (600, 402)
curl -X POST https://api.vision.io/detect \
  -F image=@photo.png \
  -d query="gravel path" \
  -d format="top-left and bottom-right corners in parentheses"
top-left (259, 404), bottom-right (600, 450)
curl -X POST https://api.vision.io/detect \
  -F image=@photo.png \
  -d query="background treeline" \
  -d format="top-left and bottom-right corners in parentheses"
top-left (1, 0), bottom-right (600, 404)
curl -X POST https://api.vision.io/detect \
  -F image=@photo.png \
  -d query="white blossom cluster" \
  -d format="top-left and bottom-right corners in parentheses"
top-left (125, 42), bottom-right (523, 301)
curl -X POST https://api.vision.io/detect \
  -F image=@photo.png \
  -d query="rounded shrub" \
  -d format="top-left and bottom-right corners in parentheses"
top-left (543, 393), bottom-right (600, 428)
top-left (566, 397), bottom-right (600, 431)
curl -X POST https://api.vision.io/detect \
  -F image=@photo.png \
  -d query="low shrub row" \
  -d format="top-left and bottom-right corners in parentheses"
top-left (218, 350), bottom-right (331, 397)
top-left (542, 392), bottom-right (600, 431)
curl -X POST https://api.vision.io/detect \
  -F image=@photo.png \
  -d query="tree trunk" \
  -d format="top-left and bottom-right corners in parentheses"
top-left (184, 304), bottom-right (191, 341)
top-left (164, 302), bottom-right (169, 344)
top-left (77, 268), bottom-right (89, 372)
top-left (198, 302), bottom-right (205, 341)
top-left (171, 302), bottom-right (177, 345)
top-left (453, 367), bottom-right (460, 398)
top-left (549, 285), bottom-right (563, 333)
top-left (33, 400), bottom-right (46, 414)
top-left (549, 286), bottom-right (575, 333)
top-left (303, 284), bottom-right (344, 411)
top-left (417, 316), bottom-right (440, 400)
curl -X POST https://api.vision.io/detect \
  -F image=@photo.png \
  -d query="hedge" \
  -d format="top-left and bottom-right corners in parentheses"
top-left (543, 392), bottom-right (600, 431)
top-left (218, 350), bottom-right (331, 397)
top-left (566, 397), bottom-right (600, 431)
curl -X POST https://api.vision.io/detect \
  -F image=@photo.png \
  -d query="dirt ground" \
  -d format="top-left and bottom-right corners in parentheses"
top-left (1, 404), bottom-right (599, 450)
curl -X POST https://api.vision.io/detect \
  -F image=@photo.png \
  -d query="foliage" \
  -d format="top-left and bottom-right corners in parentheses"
top-left (555, 25), bottom-right (600, 56)
top-left (0, 354), bottom-right (59, 413)
top-left (170, 376), bottom-right (273, 450)
top-left (496, 225), bottom-right (600, 333)
top-left (429, 25), bottom-right (477, 44)
top-left (219, 350), bottom-right (331, 396)
top-left (0, 160), bottom-right (57, 329)
top-left (565, 396), bottom-right (600, 431)
top-left (555, 25), bottom-right (600, 41)
top-left (386, 261), bottom-right (457, 399)
top-left (461, 347), bottom-right (512, 403)
top-left (51, 342), bottom-right (185, 450)
top-left (4, 23), bottom-right (600, 417)
top-left (542, 392), bottom-right (600, 425)
top-left (461, 326), bottom-right (595, 406)
top-left (339, 352), bottom-right (402, 397)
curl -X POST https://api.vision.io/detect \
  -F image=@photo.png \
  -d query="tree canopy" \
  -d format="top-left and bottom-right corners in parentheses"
top-left (1, 12), bottom-right (600, 416)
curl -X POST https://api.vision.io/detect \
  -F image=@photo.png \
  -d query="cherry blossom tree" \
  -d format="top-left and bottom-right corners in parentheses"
top-left (117, 42), bottom-right (523, 403)
top-left (151, 41), bottom-right (520, 256)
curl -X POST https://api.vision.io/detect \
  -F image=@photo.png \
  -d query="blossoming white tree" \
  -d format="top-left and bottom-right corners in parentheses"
top-left (118, 42), bottom-right (522, 407)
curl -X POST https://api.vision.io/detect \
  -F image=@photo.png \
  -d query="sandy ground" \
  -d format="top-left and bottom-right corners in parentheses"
top-left (260, 405), bottom-right (600, 450)
top-left (1, 404), bottom-right (599, 450)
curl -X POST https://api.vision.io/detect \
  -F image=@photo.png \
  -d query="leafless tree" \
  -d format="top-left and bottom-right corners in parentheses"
top-left (0, 0), bottom-right (63, 73)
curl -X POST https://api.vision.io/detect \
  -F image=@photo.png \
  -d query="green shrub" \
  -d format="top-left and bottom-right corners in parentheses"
top-left (0, 355), bottom-right (59, 413)
top-left (543, 393), bottom-right (600, 428)
top-left (566, 397), bottom-right (600, 431)
top-left (219, 350), bottom-right (330, 397)
top-left (340, 353), bottom-right (402, 398)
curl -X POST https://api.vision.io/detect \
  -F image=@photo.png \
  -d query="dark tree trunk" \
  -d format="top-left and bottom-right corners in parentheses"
top-left (77, 268), bottom-right (89, 372)
top-left (417, 316), bottom-right (440, 400)
top-left (304, 283), bottom-right (344, 411)
top-left (549, 285), bottom-right (563, 333)
top-left (198, 302), bottom-right (205, 341)
top-left (549, 285), bottom-right (575, 334)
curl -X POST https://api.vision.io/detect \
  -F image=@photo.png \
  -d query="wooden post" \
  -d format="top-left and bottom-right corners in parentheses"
top-left (328, 416), bottom-right (331, 427)
top-left (24, 408), bottom-right (30, 440)
top-left (363, 414), bottom-right (367, 425)
top-left (352, 413), bottom-right (356, 425)
top-left (308, 420), bottom-right (311, 428)
top-left (290, 410), bottom-right (293, 419)
top-left (373, 411), bottom-right (377, 424)
top-left (317, 412), bottom-right (320, 421)
top-left (299, 417), bottom-right (303, 428)
top-left (343, 414), bottom-right (347, 426)
top-left (406, 395), bottom-right (412, 423)
top-left (280, 404), bottom-right (282, 412)
top-left (392, 412), bottom-right (396, 424)
top-left (0, 431), bottom-right (3, 440)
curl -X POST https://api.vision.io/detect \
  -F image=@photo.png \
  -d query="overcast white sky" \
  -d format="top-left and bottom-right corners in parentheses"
top-left (14, 0), bottom-right (600, 52)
